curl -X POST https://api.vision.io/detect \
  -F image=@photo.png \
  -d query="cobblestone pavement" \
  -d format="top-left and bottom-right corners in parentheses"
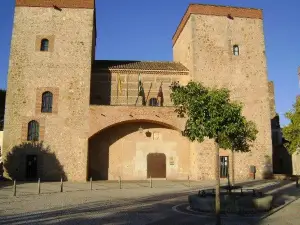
top-left (0, 180), bottom-right (299, 225)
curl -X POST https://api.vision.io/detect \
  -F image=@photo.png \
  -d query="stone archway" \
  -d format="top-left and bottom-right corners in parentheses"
top-left (147, 153), bottom-right (166, 178)
top-left (88, 120), bottom-right (190, 180)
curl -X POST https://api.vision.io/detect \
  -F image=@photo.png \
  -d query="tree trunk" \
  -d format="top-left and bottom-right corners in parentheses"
top-left (215, 142), bottom-right (221, 225)
top-left (231, 150), bottom-right (235, 186)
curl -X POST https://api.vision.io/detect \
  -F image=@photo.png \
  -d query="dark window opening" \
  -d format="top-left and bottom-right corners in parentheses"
top-left (41, 91), bottom-right (53, 113)
top-left (26, 155), bottom-right (38, 180)
top-left (220, 156), bottom-right (229, 178)
top-left (233, 45), bottom-right (239, 56)
top-left (27, 120), bottom-right (39, 141)
top-left (40, 39), bottom-right (49, 51)
top-left (149, 98), bottom-right (158, 106)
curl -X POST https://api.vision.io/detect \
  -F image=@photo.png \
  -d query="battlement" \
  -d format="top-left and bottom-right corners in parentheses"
top-left (15, 0), bottom-right (94, 9)
top-left (173, 3), bottom-right (263, 46)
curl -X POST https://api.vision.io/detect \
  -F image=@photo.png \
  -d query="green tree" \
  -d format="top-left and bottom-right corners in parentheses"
top-left (170, 81), bottom-right (257, 225)
top-left (282, 97), bottom-right (300, 154)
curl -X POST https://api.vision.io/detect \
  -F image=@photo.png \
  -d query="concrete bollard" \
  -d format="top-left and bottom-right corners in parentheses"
top-left (90, 177), bottom-right (93, 191)
top-left (60, 177), bottom-right (63, 193)
top-left (13, 180), bottom-right (16, 197)
top-left (38, 178), bottom-right (41, 195)
top-left (150, 176), bottom-right (152, 188)
top-left (119, 176), bottom-right (122, 189)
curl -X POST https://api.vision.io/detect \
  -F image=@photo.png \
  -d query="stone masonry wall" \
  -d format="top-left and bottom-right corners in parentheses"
top-left (173, 13), bottom-right (272, 180)
top-left (268, 81), bottom-right (276, 119)
top-left (172, 18), bottom-right (194, 79)
top-left (2, 6), bottom-right (94, 181)
top-left (0, 131), bottom-right (3, 156)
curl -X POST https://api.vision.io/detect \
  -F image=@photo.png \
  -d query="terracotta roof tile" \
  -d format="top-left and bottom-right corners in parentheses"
top-left (93, 60), bottom-right (189, 72)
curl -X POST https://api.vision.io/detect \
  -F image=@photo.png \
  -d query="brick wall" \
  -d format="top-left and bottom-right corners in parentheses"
top-left (89, 106), bottom-right (186, 137)
top-left (16, 0), bottom-right (94, 9)
top-left (90, 70), bottom-right (190, 106)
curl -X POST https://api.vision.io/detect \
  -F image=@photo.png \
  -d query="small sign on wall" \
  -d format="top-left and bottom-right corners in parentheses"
top-left (169, 156), bottom-right (175, 165)
top-left (153, 132), bottom-right (161, 140)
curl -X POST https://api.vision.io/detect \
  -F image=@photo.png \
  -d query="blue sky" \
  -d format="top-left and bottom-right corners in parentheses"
top-left (0, 0), bottom-right (299, 126)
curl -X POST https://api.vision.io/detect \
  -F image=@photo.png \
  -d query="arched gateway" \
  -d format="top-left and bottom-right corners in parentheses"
top-left (88, 120), bottom-right (189, 180)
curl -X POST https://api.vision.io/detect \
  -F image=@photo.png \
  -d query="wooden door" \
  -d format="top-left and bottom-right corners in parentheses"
top-left (147, 153), bottom-right (166, 178)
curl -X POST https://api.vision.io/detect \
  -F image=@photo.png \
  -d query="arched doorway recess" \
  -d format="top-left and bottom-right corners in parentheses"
top-left (88, 120), bottom-right (189, 180)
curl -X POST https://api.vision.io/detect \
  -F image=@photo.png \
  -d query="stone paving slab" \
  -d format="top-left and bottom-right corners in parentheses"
top-left (0, 180), bottom-right (228, 198)
top-left (1, 179), bottom-right (298, 225)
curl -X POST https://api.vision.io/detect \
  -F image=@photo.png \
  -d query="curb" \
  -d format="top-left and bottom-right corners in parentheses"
top-left (258, 187), bottom-right (300, 221)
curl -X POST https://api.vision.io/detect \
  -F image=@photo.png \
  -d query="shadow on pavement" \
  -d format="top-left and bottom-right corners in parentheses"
top-left (0, 180), bottom-right (299, 225)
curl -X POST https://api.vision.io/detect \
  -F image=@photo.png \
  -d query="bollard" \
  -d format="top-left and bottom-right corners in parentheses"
top-left (119, 176), bottom-right (122, 189)
top-left (296, 177), bottom-right (299, 188)
top-left (188, 175), bottom-right (190, 187)
top-left (38, 178), bottom-right (41, 195)
top-left (90, 177), bottom-right (93, 191)
top-left (60, 177), bottom-right (63, 193)
top-left (150, 176), bottom-right (152, 188)
top-left (13, 180), bottom-right (16, 197)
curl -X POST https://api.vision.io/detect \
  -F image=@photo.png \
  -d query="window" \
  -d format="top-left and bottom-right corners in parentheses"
top-left (41, 91), bottom-right (53, 113)
top-left (149, 98), bottom-right (158, 106)
top-left (40, 39), bottom-right (49, 51)
top-left (233, 45), bottom-right (239, 56)
top-left (220, 156), bottom-right (229, 178)
top-left (27, 120), bottom-right (39, 141)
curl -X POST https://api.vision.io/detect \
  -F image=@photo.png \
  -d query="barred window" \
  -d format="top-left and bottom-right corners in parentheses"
top-left (41, 91), bottom-right (53, 113)
top-left (40, 39), bottom-right (49, 51)
top-left (27, 120), bottom-right (39, 141)
top-left (233, 45), bottom-right (239, 56)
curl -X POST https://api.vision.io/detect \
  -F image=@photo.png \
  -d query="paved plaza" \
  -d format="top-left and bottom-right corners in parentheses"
top-left (0, 179), bottom-right (299, 224)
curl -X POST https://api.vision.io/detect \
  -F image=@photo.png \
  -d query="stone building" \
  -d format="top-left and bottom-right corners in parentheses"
top-left (269, 82), bottom-right (292, 175)
top-left (2, 1), bottom-right (273, 181)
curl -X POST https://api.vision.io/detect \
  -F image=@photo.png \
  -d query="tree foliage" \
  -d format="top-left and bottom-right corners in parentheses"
top-left (170, 81), bottom-right (257, 152)
top-left (282, 97), bottom-right (300, 154)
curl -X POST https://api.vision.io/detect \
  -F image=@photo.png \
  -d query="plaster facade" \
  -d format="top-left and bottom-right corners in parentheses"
top-left (2, 2), bottom-right (273, 181)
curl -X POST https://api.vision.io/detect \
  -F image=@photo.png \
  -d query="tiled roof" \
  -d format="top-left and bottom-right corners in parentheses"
top-left (93, 60), bottom-right (189, 72)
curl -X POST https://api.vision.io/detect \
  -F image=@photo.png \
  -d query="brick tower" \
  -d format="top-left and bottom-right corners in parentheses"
top-left (2, 0), bottom-right (96, 181)
top-left (173, 4), bottom-right (273, 180)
